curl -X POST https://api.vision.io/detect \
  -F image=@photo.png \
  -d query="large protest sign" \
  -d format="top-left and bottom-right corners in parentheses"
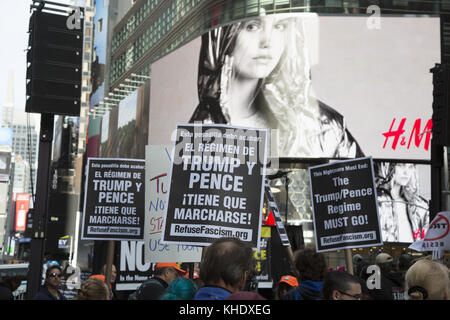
top-left (81, 158), bottom-right (145, 240)
top-left (161, 124), bottom-right (268, 248)
top-left (309, 157), bottom-right (383, 252)
top-left (144, 145), bottom-right (202, 262)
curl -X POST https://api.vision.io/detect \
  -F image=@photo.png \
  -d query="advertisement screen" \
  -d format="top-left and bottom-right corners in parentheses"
top-left (99, 81), bottom-right (149, 160)
top-left (148, 14), bottom-right (439, 161)
top-left (15, 193), bottom-right (30, 232)
top-left (374, 161), bottom-right (430, 243)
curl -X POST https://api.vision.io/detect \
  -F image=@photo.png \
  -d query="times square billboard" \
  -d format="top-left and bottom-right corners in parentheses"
top-left (141, 13), bottom-right (439, 244)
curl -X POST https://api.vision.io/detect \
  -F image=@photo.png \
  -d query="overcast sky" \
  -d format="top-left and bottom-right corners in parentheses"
top-left (0, 0), bottom-right (84, 112)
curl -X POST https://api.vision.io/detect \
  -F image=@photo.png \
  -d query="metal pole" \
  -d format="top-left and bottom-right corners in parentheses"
top-left (104, 240), bottom-right (115, 289)
top-left (443, 146), bottom-right (449, 211)
top-left (430, 143), bottom-right (443, 221)
top-left (26, 113), bottom-right (54, 300)
top-left (345, 248), bottom-right (354, 275)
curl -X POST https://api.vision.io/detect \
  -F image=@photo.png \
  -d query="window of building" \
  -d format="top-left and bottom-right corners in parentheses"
top-left (97, 18), bottom-right (103, 33)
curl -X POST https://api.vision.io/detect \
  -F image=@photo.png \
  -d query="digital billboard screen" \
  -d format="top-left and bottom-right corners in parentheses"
top-left (148, 14), bottom-right (439, 161)
top-left (147, 13), bottom-right (438, 244)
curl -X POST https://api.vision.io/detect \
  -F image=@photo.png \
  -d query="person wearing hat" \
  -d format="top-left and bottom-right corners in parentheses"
top-left (276, 275), bottom-right (298, 300)
top-left (132, 262), bottom-right (186, 300)
top-left (34, 263), bottom-right (67, 300)
top-left (367, 252), bottom-right (405, 300)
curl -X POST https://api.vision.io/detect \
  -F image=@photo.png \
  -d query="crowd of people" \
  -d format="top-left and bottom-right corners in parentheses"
top-left (0, 237), bottom-right (448, 301)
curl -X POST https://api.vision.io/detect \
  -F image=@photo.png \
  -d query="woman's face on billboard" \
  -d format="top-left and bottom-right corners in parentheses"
top-left (393, 163), bottom-right (415, 187)
top-left (232, 16), bottom-right (289, 80)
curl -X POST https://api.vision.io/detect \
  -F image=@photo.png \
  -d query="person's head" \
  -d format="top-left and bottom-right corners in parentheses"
top-left (392, 163), bottom-right (415, 187)
top-left (375, 253), bottom-right (394, 272)
top-left (352, 254), bottom-right (363, 265)
top-left (154, 263), bottom-right (186, 285)
top-left (199, 237), bottom-right (253, 293)
top-left (405, 259), bottom-right (450, 300)
top-left (74, 278), bottom-right (110, 300)
top-left (160, 277), bottom-right (198, 300)
top-left (45, 264), bottom-right (63, 290)
top-left (3, 276), bottom-right (22, 292)
top-left (294, 248), bottom-right (328, 282)
top-left (375, 162), bottom-right (418, 200)
top-left (322, 271), bottom-right (362, 300)
top-left (102, 264), bottom-right (117, 283)
top-left (277, 275), bottom-right (298, 299)
top-left (231, 15), bottom-right (290, 80)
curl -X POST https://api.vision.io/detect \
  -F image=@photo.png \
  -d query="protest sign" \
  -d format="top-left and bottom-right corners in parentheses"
top-left (254, 226), bottom-right (272, 289)
top-left (161, 123), bottom-right (268, 248)
top-left (409, 211), bottom-right (450, 259)
top-left (116, 241), bottom-right (153, 291)
top-left (144, 145), bottom-right (202, 262)
top-left (81, 158), bottom-right (145, 240)
top-left (309, 157), bottom-right (383, 252)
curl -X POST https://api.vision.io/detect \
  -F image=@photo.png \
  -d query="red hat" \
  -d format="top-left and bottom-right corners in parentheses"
top-left (155, 263), bottom-right (186, 275)
top-left (278, 275), bottom-right (298, 287)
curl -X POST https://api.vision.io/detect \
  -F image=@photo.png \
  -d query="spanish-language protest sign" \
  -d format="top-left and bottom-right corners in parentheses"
top-left (161, 123), bottom-right (268, 248)
top-left (309, 157), bottom-right (383, 252)
top-left (81, 158), bottom-right (145, 241)
top-left (409, 211), bottom-right (450, 259)
top-left (144, 145), bottom-right (202, 262)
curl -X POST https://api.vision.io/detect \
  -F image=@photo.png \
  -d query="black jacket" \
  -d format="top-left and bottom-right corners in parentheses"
top-left (368, 271), bottom-right (405, 300)
top-left (34, 286), bottom-right (67, 300)
top-left (134, 277), bottom-right (168, 300)
top-left (0, 280), bottom-right (14, 300)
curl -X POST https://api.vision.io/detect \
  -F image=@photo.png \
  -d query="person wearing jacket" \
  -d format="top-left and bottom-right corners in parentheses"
top-left (132, 263), bottom-right (186, 300)
top-left (34, 263), bottom-right (67, 300)
top-left (367, 253), bottom-right (405, 300)
top-left (194, 237), bottom-right (253, 300)
top-left (0, 276), bottom-right (22, 300)
top-left (283, 248), bottom-right (328, 300)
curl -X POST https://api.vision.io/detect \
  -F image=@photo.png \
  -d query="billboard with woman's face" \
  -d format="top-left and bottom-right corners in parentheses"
top-left (375, 161), bottom-right (430, 243)
top-left (148, 13), bottom-right (439, 161)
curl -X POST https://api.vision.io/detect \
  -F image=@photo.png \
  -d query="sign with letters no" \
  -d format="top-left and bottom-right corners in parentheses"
top-left (81, 158), bottom-right (145, 241)
top-left (309, 157), bottom-right (383, 252)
